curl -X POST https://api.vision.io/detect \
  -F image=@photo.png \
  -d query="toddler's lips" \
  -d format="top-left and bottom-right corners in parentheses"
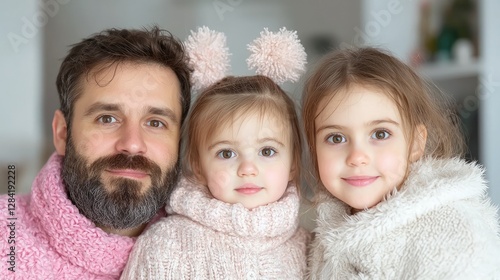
top-left (235, 183), bottom-right (263, 194)
top-left (342, 176), bottom-right (378, 187)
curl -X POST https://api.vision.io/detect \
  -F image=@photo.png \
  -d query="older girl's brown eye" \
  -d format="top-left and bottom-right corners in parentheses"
top-left (372, 130), bottom-right (390, 140)
top-left (327, 134), bottom-right (345, 144)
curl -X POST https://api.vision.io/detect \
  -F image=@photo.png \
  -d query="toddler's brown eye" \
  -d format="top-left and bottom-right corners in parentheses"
top-left (217, 150), bottom-right (234, 159)
top-left (333, 135), bottom-right (343, 143)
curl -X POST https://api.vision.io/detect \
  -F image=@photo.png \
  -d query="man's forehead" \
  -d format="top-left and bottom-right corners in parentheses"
top-left (85, 61), bottom-right (179, 89)
top-left (76, 63), bottom-right (181, 106)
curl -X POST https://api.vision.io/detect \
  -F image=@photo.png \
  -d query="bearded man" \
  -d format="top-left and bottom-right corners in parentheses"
top-left (0, 26), bottom-right (191, 279)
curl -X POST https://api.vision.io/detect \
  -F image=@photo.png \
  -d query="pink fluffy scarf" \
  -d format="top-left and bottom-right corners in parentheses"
top-left (1, 153), bottom-right (136, 279)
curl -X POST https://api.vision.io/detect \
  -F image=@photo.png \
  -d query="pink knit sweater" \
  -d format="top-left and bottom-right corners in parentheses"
top-left (121, 177), bottom-right (310, 279)
top-left (0, 153), bottom-right (136, 279)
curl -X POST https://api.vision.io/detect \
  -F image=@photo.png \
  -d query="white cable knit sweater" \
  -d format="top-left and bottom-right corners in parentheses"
top-left (307, 157), bottom-right (500, 279)
top-left (121, 177), bottom-right (310, 280)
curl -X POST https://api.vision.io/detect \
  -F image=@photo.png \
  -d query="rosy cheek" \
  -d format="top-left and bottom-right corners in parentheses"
top-left (265, 162), bottom-right (292, 189)
top-left (317, 156), bottom-right (331, 177)
top-left (208, 170), bottom-right (231, 192)
top-left (380, 156), bottom-right (407, 185)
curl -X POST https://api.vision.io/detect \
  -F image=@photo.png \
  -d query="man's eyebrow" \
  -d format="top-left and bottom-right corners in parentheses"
top-left (147, 106), bottom-right (179, 125)
top-left (83, 102), bottom-right (121, 117)
top-left (82, 103), bottom-right (179, 124)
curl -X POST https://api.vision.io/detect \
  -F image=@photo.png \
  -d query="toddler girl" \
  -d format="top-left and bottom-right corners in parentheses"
top-left (302, 47), bottom-right (500, 279)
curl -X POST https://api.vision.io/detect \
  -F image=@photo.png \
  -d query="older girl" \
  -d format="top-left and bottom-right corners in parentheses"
top-left (303, 47), bottom-right (500, 279)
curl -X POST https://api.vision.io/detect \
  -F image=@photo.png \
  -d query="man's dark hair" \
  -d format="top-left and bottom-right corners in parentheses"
top-left (56, 25), bottom-right (192, 129)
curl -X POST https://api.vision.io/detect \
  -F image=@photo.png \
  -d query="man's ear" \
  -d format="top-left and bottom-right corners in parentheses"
top-left (52, 110), bottom-right (68, 156)
top-left (410, 124), bottom-right (427, 162)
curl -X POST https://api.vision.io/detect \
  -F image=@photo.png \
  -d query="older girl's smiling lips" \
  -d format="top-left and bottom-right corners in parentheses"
top-left (342, 176), bottom-right (379, 187)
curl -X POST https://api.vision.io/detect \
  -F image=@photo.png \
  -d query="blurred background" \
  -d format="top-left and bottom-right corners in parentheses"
top-left (1, 0), bottom-right (499, 215)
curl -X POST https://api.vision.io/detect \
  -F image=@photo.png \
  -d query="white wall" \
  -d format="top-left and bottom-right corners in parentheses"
top-left (480, 0), bottom-right (500, 210)
top-left (0, 2), bottom-right (43, 193)
top-left (361, 0), bottom-right (419, 62)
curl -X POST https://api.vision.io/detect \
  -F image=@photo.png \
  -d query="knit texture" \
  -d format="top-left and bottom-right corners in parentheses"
top-left (307, 157), bottom-right (500, 279)
top-left (121, 177), bottom-right (310, 279)
top-left (0, 153), bottom-right (136, 279)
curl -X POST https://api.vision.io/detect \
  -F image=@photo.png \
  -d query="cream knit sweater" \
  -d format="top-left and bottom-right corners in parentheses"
top-left (121, 177), bottom-right (310, 279)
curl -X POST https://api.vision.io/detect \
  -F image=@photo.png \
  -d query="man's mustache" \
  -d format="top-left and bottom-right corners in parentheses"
top-left (89, 153), bottom-right (161, 177)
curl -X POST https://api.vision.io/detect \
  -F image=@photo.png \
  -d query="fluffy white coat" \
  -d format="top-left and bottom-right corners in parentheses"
top-left (308, 157), bottom-right (500, 279)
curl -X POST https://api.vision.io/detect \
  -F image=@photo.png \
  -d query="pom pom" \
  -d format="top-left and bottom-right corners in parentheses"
top-left (184, 26), bottom-right (231, 91)
top-left (247, 27), bottom-right (307, 84)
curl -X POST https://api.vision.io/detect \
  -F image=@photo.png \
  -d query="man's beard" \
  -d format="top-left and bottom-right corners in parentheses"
top-left (61, 138), bottom-right (179, 230)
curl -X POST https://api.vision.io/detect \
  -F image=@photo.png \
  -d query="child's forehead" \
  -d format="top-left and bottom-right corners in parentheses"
top-left (320, 84), bottom-right (394, 108)
top-left (220, 110), bottom-right (289, 132)
top-left (201, 110), bottom-right (290, 144)
top-left (317, 85), bottom-right (403, 124)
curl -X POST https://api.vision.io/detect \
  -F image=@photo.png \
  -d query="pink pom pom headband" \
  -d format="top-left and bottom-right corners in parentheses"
top-left (184, 26), bottom-right (307, 91)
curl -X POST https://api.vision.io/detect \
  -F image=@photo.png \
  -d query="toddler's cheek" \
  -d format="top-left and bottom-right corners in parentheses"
top-left (265, 170), bottom-right (289, 188)
top-left (209, 170), bottom-right (231, 190)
